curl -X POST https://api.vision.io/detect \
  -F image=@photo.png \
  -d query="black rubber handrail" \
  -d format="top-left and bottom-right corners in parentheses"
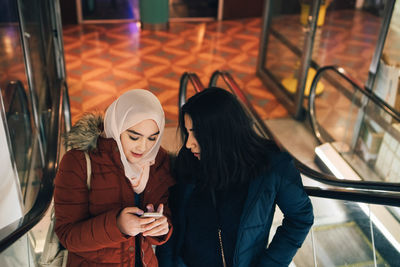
top-left (308, 65), bottom-right (400, 145)
top-left (0, 79), bottom-right (70, 253)
top-left (304, 187), bottom-right (400, 207)
top-left (208, 70), bottom-right (400, 193)
top-left (179, 72), bottom-right (205, 108)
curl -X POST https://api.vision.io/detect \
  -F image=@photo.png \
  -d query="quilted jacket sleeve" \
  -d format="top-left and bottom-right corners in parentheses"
top-left (258, 153), bottom-right (314, 266)
top-left (54, 150), bottom-right (128, 252)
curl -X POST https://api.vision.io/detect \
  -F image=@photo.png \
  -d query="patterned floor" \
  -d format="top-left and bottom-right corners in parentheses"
top-left (63, 18), bottom-right (288, 126)
top-left (2, 13), bottom-right (394, 127)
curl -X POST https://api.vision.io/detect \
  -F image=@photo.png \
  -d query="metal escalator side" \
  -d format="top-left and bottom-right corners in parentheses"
top-left (0, 79), bottom-right (70, 255)
top-left (4, 81), bottom-right (33, 203)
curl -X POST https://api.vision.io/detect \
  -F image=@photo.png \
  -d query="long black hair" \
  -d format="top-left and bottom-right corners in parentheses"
top-left (176, 87), bottom-right (279, 190)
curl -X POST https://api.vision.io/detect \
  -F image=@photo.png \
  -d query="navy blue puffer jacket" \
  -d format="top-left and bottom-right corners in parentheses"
top-left (157, 151), bottom-right (314, 267)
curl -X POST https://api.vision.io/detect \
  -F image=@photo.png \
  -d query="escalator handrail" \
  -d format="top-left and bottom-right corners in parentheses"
top-left (179, 72), bottom-right (205, 108)
top-left (209, 71), bottom-right (276, 139)
top-left (208, 70), bottom-right (400, 193)
top-left (304, 186), bottom-right (400, 207)
top-left (0, 79), bottom-right (70, 253)
top-left (308, 65), bottom-right (400, 145)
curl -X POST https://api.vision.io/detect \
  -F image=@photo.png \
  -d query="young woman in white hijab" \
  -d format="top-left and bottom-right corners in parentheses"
top-left (54, 89), bottom-right (175, 267)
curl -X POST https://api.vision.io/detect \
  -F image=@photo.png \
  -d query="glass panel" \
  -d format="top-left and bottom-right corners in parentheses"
top-left (312, 67), bottom-right (400, 246)
top-left (373, 0), bottom-right (400, 113)
top-left (284, 192), bottom-right (399, 266)
top-left (18, 0), bottom-right (48, 105)
top-left (0, 233), bottom-right (36, 266)
top-left (0, 0), bottom-right (64, 260)
top-left (81, 0), bottom-right (140, 21)
top-left (3, 82), bottom-right (34, 208)
top-left (0, 0), bottom-right (39, 212)
top-left (262, 0), bottom-right (304, 100)
top-left (311, 1), bottom-right (383, 83)
top-left (259, 0), bottom-right (387, 111)
top-left (18, 0), bottom-right (57, 141)
top-left (313, 68), bottom-right (362, 145)
top-left (312, 68), bottom-right (400, 185)
top-left (0, 0), bottom-right (29, 90)
top-left (16, 0), bottom-right (55, 212)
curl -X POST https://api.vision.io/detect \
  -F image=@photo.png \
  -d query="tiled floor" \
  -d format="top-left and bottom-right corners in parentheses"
top-left (63, 18), bottom-right (289, 126)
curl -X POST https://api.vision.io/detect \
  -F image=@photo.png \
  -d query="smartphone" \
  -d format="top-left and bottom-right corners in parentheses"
top-left (141, 212), bottom-right (163, 218)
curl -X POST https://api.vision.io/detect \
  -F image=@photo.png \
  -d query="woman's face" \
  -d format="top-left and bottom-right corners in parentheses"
top-left (120, 119), bottom-right (159, 163)
top-left (184, 114), bottom-right (200, 160)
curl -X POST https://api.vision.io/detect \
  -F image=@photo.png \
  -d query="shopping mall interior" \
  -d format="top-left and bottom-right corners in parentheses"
top-left (0, 0), bottom-right (400, 266)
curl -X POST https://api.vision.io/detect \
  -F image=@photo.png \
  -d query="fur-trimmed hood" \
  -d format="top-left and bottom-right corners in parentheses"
top-left (65, 113), bottom-right (103, 151)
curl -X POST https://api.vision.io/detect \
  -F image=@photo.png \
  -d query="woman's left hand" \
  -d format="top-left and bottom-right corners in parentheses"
top-left (142, 204), bottom-right (169, 237)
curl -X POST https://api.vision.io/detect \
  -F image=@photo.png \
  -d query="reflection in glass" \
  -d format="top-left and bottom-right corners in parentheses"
top-left (373, 0), bottom-right (400, 113)
top-left (0, 0), bottom-right (36, 211)
top-left (312, 68), bottom-right (400, 185)
top-left (4, 82), bottom-right (32, 197)
top-left (259, 0), bottom-right (385, 112)
top-left (0, 1), bottom-right (29, 94)
top-left (310, 6), bottom-right (383, 84)
top-left (263, 1), bottom-right (303, 99)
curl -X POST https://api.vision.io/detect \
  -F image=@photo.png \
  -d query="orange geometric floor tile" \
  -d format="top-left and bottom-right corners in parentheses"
top-left (63, 18), bottom-right (288, 126)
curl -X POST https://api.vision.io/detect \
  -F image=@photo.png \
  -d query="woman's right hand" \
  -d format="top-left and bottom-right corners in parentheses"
top-left (117, 207), bottom-right (156, 236)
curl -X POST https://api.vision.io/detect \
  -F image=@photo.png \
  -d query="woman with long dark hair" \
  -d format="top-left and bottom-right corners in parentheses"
top-left (158, 87), bottom-right (313, 267)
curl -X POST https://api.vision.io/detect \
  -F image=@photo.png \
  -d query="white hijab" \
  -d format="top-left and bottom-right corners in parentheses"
top-left (104, 89), bottom-right (165, 193)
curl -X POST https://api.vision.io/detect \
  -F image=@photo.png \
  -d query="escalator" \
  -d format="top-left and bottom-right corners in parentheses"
top-left (179, 70), bottom-right (400, 266)
top-left (0, 69), bottom-right (399, 266)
